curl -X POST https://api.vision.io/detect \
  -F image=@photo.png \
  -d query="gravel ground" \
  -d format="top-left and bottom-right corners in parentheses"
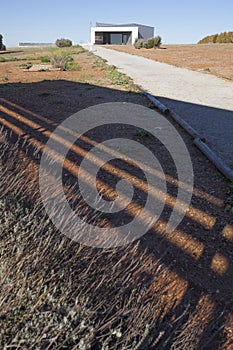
top-left (84, 45), bottom-right (233, 166)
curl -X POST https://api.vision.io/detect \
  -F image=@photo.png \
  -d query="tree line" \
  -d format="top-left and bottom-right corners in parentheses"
top-left (198, 31), bottom-right (233, 44)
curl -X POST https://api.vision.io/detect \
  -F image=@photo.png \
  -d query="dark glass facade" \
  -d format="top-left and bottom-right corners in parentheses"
top-left (95, 32), bottom-right (132, 45)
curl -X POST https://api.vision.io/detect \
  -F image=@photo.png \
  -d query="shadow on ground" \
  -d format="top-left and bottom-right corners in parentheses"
top-left (156, 95), bottom-right (233, 165)
top-left (0, 80), bottom-right (232, 349)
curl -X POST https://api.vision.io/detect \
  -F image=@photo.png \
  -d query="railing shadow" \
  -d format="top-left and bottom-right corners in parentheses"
top-left (0, 80), bottom-right (232, 349)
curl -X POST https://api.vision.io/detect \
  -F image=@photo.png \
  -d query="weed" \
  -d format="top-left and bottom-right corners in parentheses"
top-left (20, 56), bottom-right (39, 62)
top-left (94, 78), bottom-right (104, 85)
top-left (203, 67), bottom-right (211, 72)
top-left (92, 56), bottom-right (108, 68)
top-left (39, 55), bottom-right (50, 63)
top-left (50, 53), bottom-right (81, 71)
top-left (104, 64), bottom-right (117, 71)
top-left (0, 56), bottom-right (38, 63)
top-left (19, 62), bottom-right (32, 69)
top-left (73, 46), bottom-right (87, 54)
top-left (48, 46), bottom-right (85, 56)
top-left (79, 73), bottom-right (94, 80)
top-left (66, 55), bottom-right (74, 62)
top-left (103, 64), bottom-right (134, 87)
top-left (1, 76), bottom-right (8, 82)
top-left (66, 61), bottom-right (82, 71)
top-left (107, 68), bottom-right (133, 86)
top-left (50, 54), bottom-right (68, 70)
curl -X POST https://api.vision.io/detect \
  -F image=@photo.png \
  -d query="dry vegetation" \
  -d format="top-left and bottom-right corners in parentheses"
top-left (0, 46), bottom-right (232, 349)
top-left (1, 130), bottom-right (232, 349)
top-left (0, 46), bottom-right (137, 90)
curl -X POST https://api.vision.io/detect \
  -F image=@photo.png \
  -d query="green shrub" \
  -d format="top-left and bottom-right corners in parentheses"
top-left (145, 38), bottom-right (155, 49)
top-left (56, 38), bottom-right (73, 48)
top-left (134, 38), bottom-right (144, 49)
top-left (0, 34), bottom-right (6, 51)
top-left (153, 35), bottom-right (162, 47)
top-left (135, 36), bottom-right (162, 49)
top-left (143, 41), bottom-right (149, 49)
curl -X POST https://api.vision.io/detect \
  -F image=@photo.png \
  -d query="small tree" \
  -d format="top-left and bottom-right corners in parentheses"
top-left (56, 38), bottom-right (73, 48)
top-left (0, 34), bottom-right (6, 51)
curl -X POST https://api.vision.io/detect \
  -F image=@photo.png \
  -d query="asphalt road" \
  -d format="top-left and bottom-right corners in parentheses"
top-left (84, 45), bottom-right (233, 166)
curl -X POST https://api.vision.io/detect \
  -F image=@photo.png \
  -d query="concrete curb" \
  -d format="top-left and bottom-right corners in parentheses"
top-left (143, 91), bottom-right (233, 182)
top-left (143, 91), bottom-right (201, 139)
top-left (194, 138), bottom-right (233, 182)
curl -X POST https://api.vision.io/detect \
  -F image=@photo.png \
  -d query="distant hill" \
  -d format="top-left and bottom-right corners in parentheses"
top-left (198, 31), bottom-right (233, 44)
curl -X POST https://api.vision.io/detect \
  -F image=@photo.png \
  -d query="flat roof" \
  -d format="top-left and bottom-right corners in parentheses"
top-left (95, 22), bottom-right (153, 29)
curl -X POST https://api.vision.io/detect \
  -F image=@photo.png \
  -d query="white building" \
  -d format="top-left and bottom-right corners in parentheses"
top-left (91, 23), bottom-right (154, 45)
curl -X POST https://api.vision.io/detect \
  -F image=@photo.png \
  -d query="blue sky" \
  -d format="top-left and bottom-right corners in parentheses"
top-left (2, 0), bottom-right (233, 47)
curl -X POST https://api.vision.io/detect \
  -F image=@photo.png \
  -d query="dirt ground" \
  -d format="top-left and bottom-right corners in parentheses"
top-left (107, 44), bottom-right (233, 81)
top-left (0, 47), bottom-right (137, 89)
top-left (0, 46), bottom-right (233, 348)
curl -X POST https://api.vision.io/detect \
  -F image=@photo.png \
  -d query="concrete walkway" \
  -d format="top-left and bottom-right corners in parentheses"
top-left (84, 45), bottom-right (233, 166)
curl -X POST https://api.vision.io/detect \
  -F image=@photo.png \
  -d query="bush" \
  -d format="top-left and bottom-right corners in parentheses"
top-left (145, 38), bottom-right (155, 49)
top-left (143, 41), bottom-right (149, 49)
top-left (0, 34), bottom-right (6, 51)
top-left (50, 54), bottom-right (79, 70)
top-left (153, 35), bottom-right (162, 47)
top-left (56, 38), bottom-right (73, 48)
top-left (50, 54), bottom-right (68, 69)
top-left (135, 36), bottom-right (162, 49)
top-left (134, 38), bottom-right (144, 49)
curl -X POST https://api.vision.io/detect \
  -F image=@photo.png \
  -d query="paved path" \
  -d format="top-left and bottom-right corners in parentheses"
top-left (84, 45), bottom-right (233, 166)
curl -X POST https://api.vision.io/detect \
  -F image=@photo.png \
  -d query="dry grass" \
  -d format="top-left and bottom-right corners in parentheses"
top-left (0, 129), bottom-right (232, 349)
